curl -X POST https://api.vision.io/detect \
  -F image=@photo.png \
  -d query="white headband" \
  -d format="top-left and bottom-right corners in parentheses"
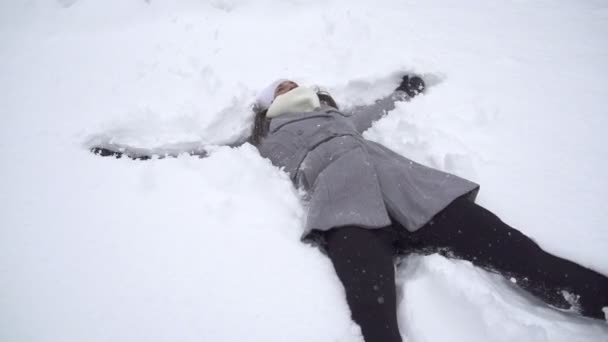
top-left (255, 79), bottom-right (288, 110)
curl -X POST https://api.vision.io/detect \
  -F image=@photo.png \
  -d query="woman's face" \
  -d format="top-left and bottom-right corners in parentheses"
top-left (274, 80), bottom-right (299, 98)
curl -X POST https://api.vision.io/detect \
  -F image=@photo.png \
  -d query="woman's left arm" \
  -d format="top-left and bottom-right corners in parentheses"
top-left (346, 91), bottom-right (409, 133)
top-left (346, 75), bottom-right (425, 133)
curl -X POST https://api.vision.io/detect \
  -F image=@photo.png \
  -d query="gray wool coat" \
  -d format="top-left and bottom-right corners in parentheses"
top-left (257, 92), bottom-right (480, 236)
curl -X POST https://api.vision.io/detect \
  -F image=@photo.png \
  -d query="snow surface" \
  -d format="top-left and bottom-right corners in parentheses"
top-left (1, 0), bottom-right (608, 341)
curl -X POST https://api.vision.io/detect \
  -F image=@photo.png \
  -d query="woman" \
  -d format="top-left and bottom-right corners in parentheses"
top-left (91, 76), bottom-right (608, 342)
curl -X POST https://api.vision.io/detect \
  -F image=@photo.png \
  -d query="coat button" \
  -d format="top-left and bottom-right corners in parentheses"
top-left (297, 129), bottom-right (303, 135)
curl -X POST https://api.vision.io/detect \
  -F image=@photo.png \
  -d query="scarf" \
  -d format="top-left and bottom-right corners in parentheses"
top-left (266, 86), bottom-right (320, 118)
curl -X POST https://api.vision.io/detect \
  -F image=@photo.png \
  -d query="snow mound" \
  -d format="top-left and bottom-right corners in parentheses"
top-left (1, 1), bottom-right (607, 341)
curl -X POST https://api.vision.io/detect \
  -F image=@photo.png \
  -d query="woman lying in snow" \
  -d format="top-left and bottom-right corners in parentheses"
top-left (91, 76), bottom-right (608, 342)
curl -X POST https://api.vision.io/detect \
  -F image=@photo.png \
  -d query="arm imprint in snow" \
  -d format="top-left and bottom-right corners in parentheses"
top-left (89, 75), bottom-right (426, 160)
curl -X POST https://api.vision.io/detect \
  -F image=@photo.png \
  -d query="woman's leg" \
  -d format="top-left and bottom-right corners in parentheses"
top-left (406, 197), bottom-right (608, 320)
top-left (324, 226), bottom-right (403, 342)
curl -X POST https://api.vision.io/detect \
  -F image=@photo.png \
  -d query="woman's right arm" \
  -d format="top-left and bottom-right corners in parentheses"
top-left (89, 132), bottom-right (255, 160)
top-left (89, 121), bottom-right (255, 161)
top-left (89, 140), bottom-right (211, 160)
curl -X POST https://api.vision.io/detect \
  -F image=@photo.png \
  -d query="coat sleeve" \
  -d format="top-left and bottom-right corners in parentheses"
top-left (345, 90), bottom-right (409, 133)
top-left (88, 131), bottom-right (254, 160)
top-left (90, 140), bottom-right (210, 160)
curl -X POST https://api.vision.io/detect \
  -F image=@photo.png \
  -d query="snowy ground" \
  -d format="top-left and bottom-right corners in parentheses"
top-left (1, 0), bottom-right (608, 341)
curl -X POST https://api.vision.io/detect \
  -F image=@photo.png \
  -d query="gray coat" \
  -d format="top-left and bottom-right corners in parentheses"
top-left (257, 92), bottom-right (480, 236)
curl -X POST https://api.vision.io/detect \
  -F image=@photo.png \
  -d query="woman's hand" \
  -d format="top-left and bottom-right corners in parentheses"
top-left (396, 75), bottom-right (425, 97)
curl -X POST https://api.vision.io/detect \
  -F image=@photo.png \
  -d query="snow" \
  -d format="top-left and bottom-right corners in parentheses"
top-left (1, 0), bottom-right (607, 341)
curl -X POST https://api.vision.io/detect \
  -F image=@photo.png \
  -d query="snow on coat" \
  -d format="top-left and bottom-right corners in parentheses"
top-left (256, 92), bottom-right (480, 236)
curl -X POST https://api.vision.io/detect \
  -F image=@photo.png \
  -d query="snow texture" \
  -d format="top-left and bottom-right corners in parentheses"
top-left (1, 0), bottom-right (607, 341)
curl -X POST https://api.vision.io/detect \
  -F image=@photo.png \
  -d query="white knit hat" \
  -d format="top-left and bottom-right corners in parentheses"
top-left (255, 79), bottom-right (288, 110)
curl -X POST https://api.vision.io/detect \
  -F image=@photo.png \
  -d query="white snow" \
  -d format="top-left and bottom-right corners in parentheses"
top-left (1, 1), bottom-right (607, 341)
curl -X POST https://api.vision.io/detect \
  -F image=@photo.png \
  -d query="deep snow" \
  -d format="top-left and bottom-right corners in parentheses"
top-left (1, 1), bottom-right (607, 341)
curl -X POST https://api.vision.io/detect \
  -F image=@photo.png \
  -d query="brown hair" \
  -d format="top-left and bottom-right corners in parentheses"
top-left (317, 91), bottom-right (338, 109)
top-left (249, 107), bottom-right (270, 146)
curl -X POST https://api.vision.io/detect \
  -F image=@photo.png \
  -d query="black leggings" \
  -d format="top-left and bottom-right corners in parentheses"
top-left (323, 198), bottom-right (608, 342)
